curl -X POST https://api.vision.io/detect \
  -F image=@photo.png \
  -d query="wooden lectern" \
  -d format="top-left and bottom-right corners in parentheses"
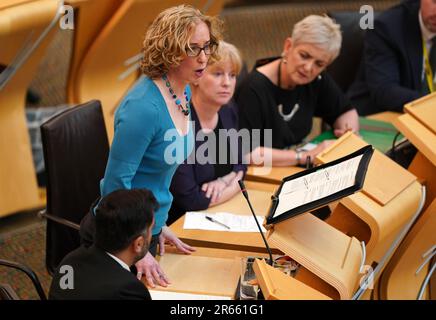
top-left (313, 132), bottom-right (424, 298)
top-left (260, 213), bottom-right (366, 300)
top-left (394, 93), bottom-right (436, 209)
top-left (377, 93), bottom-right (436, 300)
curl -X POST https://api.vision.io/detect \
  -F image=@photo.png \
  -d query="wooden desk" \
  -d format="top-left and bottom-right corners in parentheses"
top-left (366, 111), bottom-right (401, 124)
top-left (164, 245), bottom-right (271, 260)
top-left (245, 165), bottom-right (303, 185)
top-left (244, 112), bottom-right (400, 186)
top-left (149, 252), bottom-right (240, 299)
top-left (170, 187), bottom-right (283, 254)
top-left (244, 180), bottom-right (278, 193)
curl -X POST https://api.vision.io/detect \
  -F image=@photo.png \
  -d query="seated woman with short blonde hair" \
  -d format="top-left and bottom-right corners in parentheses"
top-left (236, 15), bottom-right (359, 167)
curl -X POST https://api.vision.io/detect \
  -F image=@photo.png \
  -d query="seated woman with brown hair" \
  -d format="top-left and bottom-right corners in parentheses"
top-left (168, 41), bottom-right (246, 225)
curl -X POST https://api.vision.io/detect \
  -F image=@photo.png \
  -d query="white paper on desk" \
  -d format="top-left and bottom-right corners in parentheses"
top-left (274, 155), bottom-right (363, 218)
top-left (183, 211), bottom-right (267, 232)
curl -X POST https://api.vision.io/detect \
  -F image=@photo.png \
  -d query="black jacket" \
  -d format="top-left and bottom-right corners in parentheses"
top-left (49, 245), bottom-right (150, 300)
top-left (348, 0), bottom-right (424, 115)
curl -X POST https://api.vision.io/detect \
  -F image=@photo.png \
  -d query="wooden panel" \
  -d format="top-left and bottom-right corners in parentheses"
top-left (341, 181), bottom-right (423, 265)
top-left (0, 0), bottom-right (58, 217)
top-left (394, 113), bottom-right (436, 167)
top-left (66, 0), bottom-right (123, 103)
top-left (0, 0), bottom-right (35, 10)
top-left (408, 151), bottom-right (436, 211)
top-left (379, 199), bottom-right (436, 300)
top-left (152, 253), bottom-right (240, 298)
top-left (268, 213), bottom-right (363, 299)
top-left (253, 259), bottom-right (331, 300)
top-left (404, 92), bottom-right (436, 135)
top-left (316, 132), bottom-right (416, 206)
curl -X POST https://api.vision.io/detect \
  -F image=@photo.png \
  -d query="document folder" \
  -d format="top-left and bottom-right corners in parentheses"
top-left (266, 145), bottom-right (374, 225)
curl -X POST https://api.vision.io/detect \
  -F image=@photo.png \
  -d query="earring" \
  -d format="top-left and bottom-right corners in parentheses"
top-left (282, 57), bottom-right (287, 64)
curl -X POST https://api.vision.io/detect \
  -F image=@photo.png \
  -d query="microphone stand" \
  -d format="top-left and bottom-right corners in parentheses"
top-left (238, 180), bottom-right (274, 266)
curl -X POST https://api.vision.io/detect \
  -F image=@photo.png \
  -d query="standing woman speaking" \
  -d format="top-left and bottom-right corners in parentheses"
top-left (80, 5), bottom-right (222, 288)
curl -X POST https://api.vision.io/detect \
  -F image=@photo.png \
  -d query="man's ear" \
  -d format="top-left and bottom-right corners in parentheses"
top-left (132, 235), bottom-right (145, 253)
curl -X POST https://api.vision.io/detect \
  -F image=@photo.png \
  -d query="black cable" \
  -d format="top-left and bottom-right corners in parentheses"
top-left (391, 131), bottom-right (402, 162)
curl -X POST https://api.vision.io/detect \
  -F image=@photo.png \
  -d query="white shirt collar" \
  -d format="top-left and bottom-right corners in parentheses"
top-left (106, 252), bottom-right (131, 272)
top-left (419, 10), bottom-right (436, 42)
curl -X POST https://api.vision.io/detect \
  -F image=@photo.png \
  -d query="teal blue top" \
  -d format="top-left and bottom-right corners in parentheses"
top-left (100, 76), bottom-right (194, 235)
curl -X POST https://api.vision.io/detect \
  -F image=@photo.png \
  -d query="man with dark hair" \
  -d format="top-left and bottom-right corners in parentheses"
top-left (49, 189), bottom-right (158, 300)
top-left (349, 0), bottom-right (436, 115)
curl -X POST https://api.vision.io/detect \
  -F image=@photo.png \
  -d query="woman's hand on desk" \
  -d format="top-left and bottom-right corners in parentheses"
top-left (208, 171), bottom-right (244, 206)
top-left (159, 226), bottom-right (196, 256)
top-left (202, 179), bottom-right (228, 203)
top-left (136, 252), bottom-right (170, 288)
top-left (300, 140), bottom-right (335, 165)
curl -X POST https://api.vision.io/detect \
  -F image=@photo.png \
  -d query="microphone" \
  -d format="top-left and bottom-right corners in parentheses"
top-left (238, 180), bottom-right (274, 266)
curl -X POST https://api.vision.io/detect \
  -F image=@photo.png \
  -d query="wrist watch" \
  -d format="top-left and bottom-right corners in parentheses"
top-left (295, 151), bottom-right (302, 165)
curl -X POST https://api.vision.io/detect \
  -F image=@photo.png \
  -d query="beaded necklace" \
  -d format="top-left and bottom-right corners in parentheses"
top-left (162, 74), bottom-right (190, 116)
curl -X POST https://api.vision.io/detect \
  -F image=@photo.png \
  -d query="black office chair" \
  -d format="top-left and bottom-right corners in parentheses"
top-left (0, 259), bottom-right (47, 300)
top-left (39, 100), bottom-right (109, 274)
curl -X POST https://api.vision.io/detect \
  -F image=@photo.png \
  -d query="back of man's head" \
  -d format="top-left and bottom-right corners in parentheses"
top-left (95, 189), bottom-right (158, 254)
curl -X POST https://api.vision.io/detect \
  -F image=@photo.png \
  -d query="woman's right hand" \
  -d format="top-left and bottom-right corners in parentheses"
top-left (135, 251), bottom-right (170, 288)
top-left (201, 178), bottom-right (227, 203)
top-left (301, 140), bottom-right (335, 165)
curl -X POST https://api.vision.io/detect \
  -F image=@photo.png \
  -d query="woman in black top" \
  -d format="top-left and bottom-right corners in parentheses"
top-left (168, 41), bottom-right (246, 224)
top-left (237, 15), bottom-right (359, 166)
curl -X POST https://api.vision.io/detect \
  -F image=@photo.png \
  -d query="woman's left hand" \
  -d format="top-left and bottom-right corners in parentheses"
top-left (158, 226), bottom-right (196, 256)
top-left (333, 109), bottom-right (359, 137)
top-left (201, 179), bottom-right (227, 203)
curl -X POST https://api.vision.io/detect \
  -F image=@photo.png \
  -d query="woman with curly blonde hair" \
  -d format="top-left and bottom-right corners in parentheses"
top-left (80, 5), bottom-right (222, 289)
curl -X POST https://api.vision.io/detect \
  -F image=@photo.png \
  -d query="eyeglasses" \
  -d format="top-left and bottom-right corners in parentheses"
top-left (186, 42), bottom-right (217, 57)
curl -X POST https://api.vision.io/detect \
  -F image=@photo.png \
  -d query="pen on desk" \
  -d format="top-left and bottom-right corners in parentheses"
top-left (205, 215), bottom-right (231, 230)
